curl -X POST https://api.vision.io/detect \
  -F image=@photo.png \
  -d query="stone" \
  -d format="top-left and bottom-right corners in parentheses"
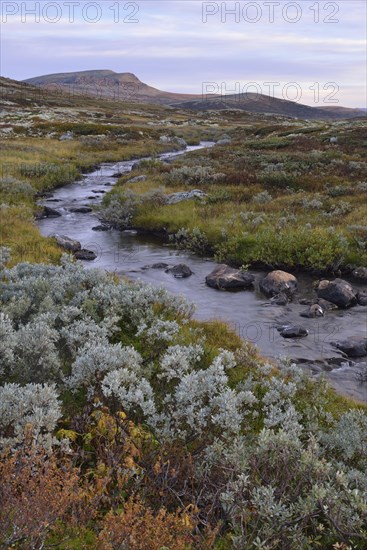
top-left (216, 138), bottom-right (231, 145)
top-left (279, 325), bottom-right (309, 338)
top-left (259, 270), bottom-right (298, 298)
top-left (74, 249), bottom-right (97, 261)
top-left (333, 338), bottom-right (367, 358)
top-left (352, 267), bottom-right (367, 284)
top-left (69, 207), bottom-right (92, 213)
top-left (206, 264), bottom-right (255, 290)
top-left (270, 293), bottom-right (289, 306)
top-left (166, 189), bottom-right (206, 205)
top-left (356, 291), bottom-right (367, 306)
top-left (329, 136), bottom-right (338, 144)
top-left (54, 234), bottom-right (81, 252)
top-left (92, 224), bottom-right (110, 232)
top-left (316, 298), bottom-right (339, 311)
top-left (165, 264), bottom-right (193, 278)
top-left (127, 175), bottom-right (147, 184)
top-left (300, 304), bottom-right (324, 318)
top-left (40, 206), bottom-right (62, 218)
top-left (316, 278), bottom-right (357, 308)
top-left (59, 131), bottom-right (74, 141)
top-left (143, 262), bottom-right (170, 270)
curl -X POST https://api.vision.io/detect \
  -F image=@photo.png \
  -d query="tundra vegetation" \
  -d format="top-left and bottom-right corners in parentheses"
top-left (1, 79), bottom-right (367, 547)
top-left (101, 120), bottom-right (367, 272)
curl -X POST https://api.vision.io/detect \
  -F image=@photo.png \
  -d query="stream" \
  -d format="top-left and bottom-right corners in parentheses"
top-left (37, 142), bottom-right (367, 402)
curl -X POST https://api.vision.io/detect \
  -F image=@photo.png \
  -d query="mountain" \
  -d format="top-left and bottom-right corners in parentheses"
top-left (23, 70), bottom-right (365, 120)
top-left (24, 70), bottom-right (199, 105)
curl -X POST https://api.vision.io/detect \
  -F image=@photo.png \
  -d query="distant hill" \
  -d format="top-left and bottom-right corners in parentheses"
top-left (19, 70), bottom-right (367, 120)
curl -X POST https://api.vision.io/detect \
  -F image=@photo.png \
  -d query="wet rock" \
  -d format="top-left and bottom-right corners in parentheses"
top-left (74, 249), bottom-right (97, 261)
top-left (206, 264), bottom-right (255, 291)
top-left (333, 337), bottom-right (367, 358)
top-left (40, 206), bottom-right (62, 218)
top-left (166, 189), bottom-right (206, 205)
top-left (270, 293), bottom-right (289, 306)
top-left (165, 264), bottom-right (193, 278)
top-left (316, 278), bottom-right (357, 308)
top-left (259, 270), bottom-right (298, 298)
top-left (352, 267), bottom-right (367, 284)
top-left (316, 298), bottom-right (339, 311)
top-left (300, 304), bottom-right (324, 318)
top-left (127, 175), bottom-right (147, 184)
top-left (69, 206), bottom-right (93, 213)
top-left (54, 234), bottom-right (81, 252)
top-left (45, 198), bottom-right (62, 202)
top-left (356, 290), bottom-right (367, 306)
top-left (278, 325), bottom-right (309, 338)
top-left (92, 190), bottom-right (105, 194)
top-left (143, 262), bottom-right (170, 270)
top-left (92, 224), bottom-right (110, 231)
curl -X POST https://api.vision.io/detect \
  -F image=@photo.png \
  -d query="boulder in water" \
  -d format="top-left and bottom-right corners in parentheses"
top-left (54, 234), bottom-right (81, 252)
top-left (206, 264), bottom-right (255, 290)
top-left (259, 270), bottom-right (298, 298)
top-left (39, 206), bottom-right (62, 218)
top-left (316, 278), bottom-right (357, 308)
top-left (165, 264), bottom-right (193, 278)
top-left (300, 304), bottom-right (324, 318)
top-left (69, 206), bottom-right (93, 213)
top-left (278, 325), bottom-right (308, 338)
top-left (333, 337), bottom-right (367, 358)
top-left (74, 249), bottom-right (97, 261)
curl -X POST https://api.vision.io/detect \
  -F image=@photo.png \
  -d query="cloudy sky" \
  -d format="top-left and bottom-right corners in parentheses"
top-left (1, 0), bottom-right (366, 107)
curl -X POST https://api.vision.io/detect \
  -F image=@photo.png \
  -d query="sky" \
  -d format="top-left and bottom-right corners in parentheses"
top-left (1, 0), bottom-right (366, 107)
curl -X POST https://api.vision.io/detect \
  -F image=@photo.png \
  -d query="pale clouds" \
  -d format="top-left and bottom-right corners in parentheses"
top-left (1, 0), bottom-right (366, 107)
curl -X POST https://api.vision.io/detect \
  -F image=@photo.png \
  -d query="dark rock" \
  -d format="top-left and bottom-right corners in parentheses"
top-left (143, 262), bottom-right (170, 270)
top-left (92, 224), bottom-right (110, 232)
top-left (40, 206), bottom-right (62, 218)
top-left (299, 298), bottom-right (313, 305)
top-left (92, 190), bottom-right (105, 194)
top-left (333, 337), bottom-right (367, 358)
top-left (259, 270), bottom-right (298, 298)
top-left (206, 264), bottom-right (255, 291)
top-left (88, 196), bottom-right (98, 199)
top-left (74, 249), bottom-right (97, 261)
top-left (279, 325), bottom-right (309, 338)
top-left (316, 298), bottom-right (339, 311)
top-left (300, 304), bottom-right (324, 318)
top-left (316, 278), bottom-right (357, 308)
top-left (104, 183), bottom-right (112, 186)
top-left (54, 234), bottom-right (81, 252)
top-left (352, 267), bottom-right (367, 284)
top-left (356, 290), bottom-right (367, 306)
top-left (45, 198), bottom-right (62, 202)
top-left (270, 293), bottom-right (289, 306)
top-left (165, 264), bottom-right (193, 278)
top-left (69, 207), bottom-right (93, 213)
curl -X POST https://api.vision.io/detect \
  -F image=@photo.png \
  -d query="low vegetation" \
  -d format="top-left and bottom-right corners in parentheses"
top-left (1, 251), bottom-right (367, 548)
top-left (1, 80), bottom-right (367, 547)
top-left (101, 119), bottom-right (367, 272)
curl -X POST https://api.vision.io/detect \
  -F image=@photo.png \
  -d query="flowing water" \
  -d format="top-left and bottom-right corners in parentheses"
top-left (37, 143), bottom-right (367, 401)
